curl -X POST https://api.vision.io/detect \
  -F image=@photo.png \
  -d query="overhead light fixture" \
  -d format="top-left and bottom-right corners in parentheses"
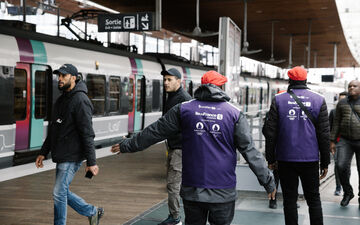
top-left (74, 0), bottom-right (119, 13)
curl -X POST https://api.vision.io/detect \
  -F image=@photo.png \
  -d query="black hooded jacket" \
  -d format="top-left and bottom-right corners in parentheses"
top-left (164, 86), bottom-right (192, 149)
top-left (39, 80), bottom-right (96, 166)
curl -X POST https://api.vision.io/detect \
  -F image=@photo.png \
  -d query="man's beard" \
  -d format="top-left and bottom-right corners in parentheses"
top-left (58, 80), bottom-right (71, 91)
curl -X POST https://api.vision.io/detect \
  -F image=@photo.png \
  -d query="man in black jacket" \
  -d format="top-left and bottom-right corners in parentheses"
top-left (35, 64), bottom-right (103, 225)
top-left (330, 80), bottom-right (360, 207)
top-left (329, 91), bottom-right (347, 196)
top-left (263, 66), bottom-right (330, 225)
top-left (159, 68), bottom-right (192, 225)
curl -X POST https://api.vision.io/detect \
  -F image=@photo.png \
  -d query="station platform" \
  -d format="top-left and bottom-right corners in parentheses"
top-left (0, 143), bottom-right (359, 225)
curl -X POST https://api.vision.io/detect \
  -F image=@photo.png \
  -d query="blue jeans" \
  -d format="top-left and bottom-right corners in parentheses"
top-left (333, 146), bottom-right (342, 191)
top-left (336, 138), bottom-right (360, 196)
top-left (53, 162), bottom-right (96, 225)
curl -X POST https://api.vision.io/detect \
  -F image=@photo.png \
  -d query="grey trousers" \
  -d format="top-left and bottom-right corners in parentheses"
top-left (166, 148), bottom-right (182, 218)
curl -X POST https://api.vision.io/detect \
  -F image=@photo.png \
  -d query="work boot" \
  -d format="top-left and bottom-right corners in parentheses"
top-left (158, 214), bottom-right (182, 225)
top-left (88, 207), bottom-right (104, 225)
top-left (340, 193), bottom-right (354, 207)
top-left (269, 199), bottom-right (277, 209)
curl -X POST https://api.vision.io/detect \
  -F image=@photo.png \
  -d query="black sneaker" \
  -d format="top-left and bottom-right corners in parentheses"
top-left (269, 199), bottom-right (277, 209)
top-left (158, 214), bottom-right (182, 225)
top-left (88, 207), bottom-right (104, 225)
top-left (340, 193), bottom-right (354, 207)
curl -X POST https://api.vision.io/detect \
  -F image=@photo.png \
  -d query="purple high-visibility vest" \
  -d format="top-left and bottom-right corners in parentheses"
top-left (180, 100), bottom-right (240, 189)
top-left (275, 89), bottom-right (324, 162)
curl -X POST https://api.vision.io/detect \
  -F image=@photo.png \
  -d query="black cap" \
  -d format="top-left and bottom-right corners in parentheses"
top-left (53, 64), bottom-right (78, 76)
top-left (161, 68), bottom-right (181, 79)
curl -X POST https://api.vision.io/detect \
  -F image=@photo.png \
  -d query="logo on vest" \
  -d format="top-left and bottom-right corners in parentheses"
top-left (287, 109), bottom-right (297, 120)
top-left (217, 114), bottom-right (223, 120)
top-left (194, 121), bottom-right (206, 136)
top-left (198, 104), bottom-right (216, 110)
top-left (300, 110), bottom-right (308, 120)
top-left (196, 122), bottom-right (204, 130)
top-left (212, 124), bottom-right (220, 131)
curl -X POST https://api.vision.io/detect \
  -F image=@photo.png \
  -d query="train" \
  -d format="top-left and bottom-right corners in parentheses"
top-left (0, 21), bottom-right (345, 168)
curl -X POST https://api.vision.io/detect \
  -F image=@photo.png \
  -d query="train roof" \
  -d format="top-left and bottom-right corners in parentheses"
top-left (0, 22), bottom-right (213, 72)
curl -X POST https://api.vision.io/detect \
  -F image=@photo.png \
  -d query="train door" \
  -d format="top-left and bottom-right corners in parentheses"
top-left (128, 74), bottom-right (145, 134)
top-left (14, 63), bottom-right (30, 150)
top-left (29, 64), bottom-right (49, 149)
top-left (14, 63), bottom-right (50, 151)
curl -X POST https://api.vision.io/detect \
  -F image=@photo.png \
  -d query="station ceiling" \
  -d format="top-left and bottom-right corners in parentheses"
top-left (69, 0), bottom-right (360, 68)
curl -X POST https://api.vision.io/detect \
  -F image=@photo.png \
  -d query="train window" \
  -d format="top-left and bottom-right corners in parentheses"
top-left (145, 79), bottom-right (152, 113)
top-left (188, 81), bottom-right (193, 97)
top-left (119, 77), bottom-right (130, 115)
top-left (86, 74), bottom-right (106, 116)
top-left (0, 66), bottom-right (14, 125)
top-left (128, 78), bottom-right (134, 112)
top-left (152, 80), bottom-right (160, 112)
top-left (14, 69), bottom-right (27, 121)
top-left (263, 88), bottom-right (269, 105)
top-left (35, 71), bottom-right (47, 119)
top-left (136, 79), bottom-right (142, 112)
top-left (159, 80), bottom-right (163, 111)
top-left (109, 76), bottom-right (120, 113)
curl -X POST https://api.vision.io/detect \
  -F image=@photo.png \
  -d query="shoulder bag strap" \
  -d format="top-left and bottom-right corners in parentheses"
top-left (348, 100), bottom-right (360, 123)
top-left (288, 89), bottom-right (317, 127)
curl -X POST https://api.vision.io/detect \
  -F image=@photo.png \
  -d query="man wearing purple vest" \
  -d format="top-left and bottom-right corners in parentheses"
top-left (263, 66), bottom-right (330, 225)
top-left (111, 70), bottom-right (276, 225)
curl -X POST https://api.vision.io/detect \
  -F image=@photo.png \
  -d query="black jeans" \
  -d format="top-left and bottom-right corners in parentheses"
top-left (336, 137), bottom-right (360, 197)
top-left (278, 161), bottom-right (323, 225)
top-left (182, 200), bottom-right (235, 225)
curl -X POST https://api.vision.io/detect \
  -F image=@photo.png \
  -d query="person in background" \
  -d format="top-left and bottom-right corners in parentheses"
top-left (329, 91), bottom-right (347, 196)
top-left (330, 80), bottom-right (360, 208)
top-left (263, 89), bottom-right (286, 209)
top-left (111, 70), bottom-right (276, 225)
top-left (35, 64), bottom-right (104, 225)
top-left (159, 68), bottom-right (192, 225)
top-left (263, 66), bottom-right (330, 225)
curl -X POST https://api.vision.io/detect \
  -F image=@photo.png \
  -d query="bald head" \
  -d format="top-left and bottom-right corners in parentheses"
top-left (348, 80), bottom-right (360, 99)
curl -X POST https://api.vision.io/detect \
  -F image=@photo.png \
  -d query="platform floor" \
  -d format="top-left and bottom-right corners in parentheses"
top-left (0, 143), bottom-right (359, 225)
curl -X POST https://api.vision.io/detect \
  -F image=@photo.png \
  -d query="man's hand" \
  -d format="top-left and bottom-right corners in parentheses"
top-left (111, 144), bottom-right (121, 154)
top-left (268, 188), bottom-right (277, 200)
top-left (86, 165), bottom-right (99, 176)
top-left (330, 141), bottom-right (336, 155)
top-left (35, 155), bottom-right (45, 168)
top-left (319, 168), bottom-right (328, 180)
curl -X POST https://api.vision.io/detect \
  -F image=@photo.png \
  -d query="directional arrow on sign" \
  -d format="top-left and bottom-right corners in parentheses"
top-left (142, 22), bottom-right (149, 30)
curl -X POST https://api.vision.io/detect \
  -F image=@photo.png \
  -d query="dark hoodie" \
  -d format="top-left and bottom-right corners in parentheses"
top-left (120, 84), bottom-right (275, 202)
top-left (39, 80), bottom-right (96, 166)
top-left (164, 86), bottom-right (192, 149)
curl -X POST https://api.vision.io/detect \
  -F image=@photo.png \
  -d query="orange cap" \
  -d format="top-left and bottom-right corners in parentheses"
top-left (201, 70), bottom-right (228, 86)
top-left (288, 66), bottom-right (307, 81)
